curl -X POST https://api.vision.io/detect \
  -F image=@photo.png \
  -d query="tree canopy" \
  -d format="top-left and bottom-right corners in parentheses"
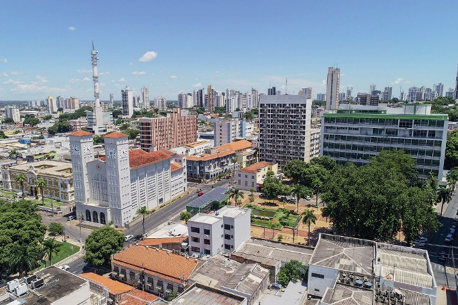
top-left (445, 130), bottom-right (458, 170)
top-left (321, 150), bottom-right (440, 244)
top-left (84, 226), bottom-right (125, 266)
top-left (277, 260), bottom-right (308, 286)
top-left (0, 200), bottom-right (46, 274)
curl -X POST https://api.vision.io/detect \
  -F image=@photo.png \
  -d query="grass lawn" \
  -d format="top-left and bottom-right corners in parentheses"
top-left (245, 204), bottom-right (301, 229)
top-left (40, 241), bottom-right (80, 269)
top-left (0, 187), bottom-right (67, 209)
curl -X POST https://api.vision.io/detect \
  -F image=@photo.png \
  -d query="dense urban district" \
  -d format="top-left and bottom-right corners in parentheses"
top-left (1, 47), bottom-right (458, 305)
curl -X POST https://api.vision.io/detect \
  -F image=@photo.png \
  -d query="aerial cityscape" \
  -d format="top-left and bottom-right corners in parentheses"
top-left (1, 1), bottom-right (458, 305)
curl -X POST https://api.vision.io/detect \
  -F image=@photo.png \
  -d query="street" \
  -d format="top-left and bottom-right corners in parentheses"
top-left (67, 180), bottom-right (230, 274)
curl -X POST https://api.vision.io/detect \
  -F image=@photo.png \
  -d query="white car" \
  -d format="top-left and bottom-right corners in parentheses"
top-left (445, 234), bottom-right (453, 243)
top-left (125, 235), bottom-right (134, 242)
top-left (59, 265), bottom-right (70, 271)
top-left (450, 228), bottom-right (456, 234)
top-left (305, 196), bottom-right (312, 201)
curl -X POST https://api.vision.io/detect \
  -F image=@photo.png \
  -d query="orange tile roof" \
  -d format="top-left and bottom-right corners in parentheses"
top-left (218, 140), bottom-right (252, 152)
top-left (157, 149), bottom-right (174, 156)
top-left (129, 149), bottom-right (170, 169)
top-left (112, 245), bottom-right (198, 284)
top-left (118, 289), bottom-right (158, 305)
top-left (68, 130), bottom-right (92, 137)
top-left (186, 148), bottom-right (235, 162)
top-left (80, 272), bottom-right (134, 295)
top-left (239, 161), bottom-right (275, 174)
top-left (99, 156), bottom-right (106, 161)
top-left (171, 162), bottom-right (183, 172)
top-left (105, 131), bottom-right (128, 138)
top-left (139, 237), bottom-right (188, 246)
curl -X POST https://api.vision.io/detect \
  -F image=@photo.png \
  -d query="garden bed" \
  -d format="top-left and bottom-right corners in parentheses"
top-left (244, 204), bottom-right (300, 229)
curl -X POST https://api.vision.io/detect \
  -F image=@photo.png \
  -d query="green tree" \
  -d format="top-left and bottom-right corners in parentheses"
top-left (302, 209), bottom-right (317, 245)
top-left (283, 160), bottom-right (306, 184)
top-left (437, 186), bottom-right (453, 216)
top-left (15, 173), bottom-right (27, 197)
top-left (180, 211), bottom-right (192, 223)
top-left (262, 174), bottom-right (286, 201)
top-left (3, 117), bottom-right (14, 124)
top-left (137, 206), bottom-right (151, 236)
top-left (0, 130), bottom-right (7, 139)
top-left (9, 149), bottom-right (19, 163)
top-left (48, 222), bottom-right (65, 236)
top-left (43, 238), bottom-right (61, 266)
top-left (115, 118), bottom-right (124, 125)
top-left (9, 244), bottom-right (42, 276)
top-left (243, 111), bottom-right (254, 120)
top-left (444, 130), bottom-right (458, 170)
top-left (291, 184), bottom-right (310, 213)
top-left (167, 291), bottom-right (178, 301)
top-left (84, 226), bottom-right (125, 267)
top-left (447, 168), bottom-right (458, 191)
top-left (125, 128), bottom-right (140, 140)
top-left (277, 260), bottom-right (308, 286)
top-left (228, 188), bottom-right (245, 206)
top-left (23, 115), bottom-right (40, 126)
top-left (43, 115), bottom-right (52, 120)
top-left (120, 123), bottom-right (131, 131)
top-left (112, 109), bottom-right (123, 118)
top-left (36, 177), bottom-right (47, 206)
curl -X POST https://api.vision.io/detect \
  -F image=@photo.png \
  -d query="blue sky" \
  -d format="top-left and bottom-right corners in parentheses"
top-left (0, 0), bottom-right (457, 101)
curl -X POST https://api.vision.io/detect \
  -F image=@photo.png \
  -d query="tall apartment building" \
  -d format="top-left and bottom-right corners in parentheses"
top-left (383, 86), bottom-right (393, 100)
top-left (109, 94), bottom-right (114, 108)
top-left (69, 130), bottom-right (187, 227)
top-left (213, 119), bottom-right (253, 146)
top-left (259, 95), bottom-right (312, 169)
top-left (46, 96), bottom-right (57, 114)
top-left (455, 63), bottom-right (458, 99)
top-left (139, 108), bottom-right (197, 151)
top-left (67, 96), bottom-right (80, 109)
top-left (5, 106), bottom-right (20, 123)
top-left (434, 83), bottom-right (444, 97)
top-left (56, 96), bottom-right (64, 109)
top-left (188, 206), bottom-right (251, 256)
top-left (356, 93), bottom-right (379, 106)
top-left (300, 87), bottom-right (312, 99)
top-left (207, 85), bottom-right (215, 112)
top-left (310, 128), bottom-right (321, 159)
top-left (154, 97), bottom-right (167, 111)
top-left (141, 86), bottom-right (150, 109)
top-left (325, 67), bottom-right (340, 110)
top-left (267, 86), bottom-right (276, 96)
top-left (121, 86), bottom-right (133, 117)
top-left (321, 104), bottom-right (448, 179)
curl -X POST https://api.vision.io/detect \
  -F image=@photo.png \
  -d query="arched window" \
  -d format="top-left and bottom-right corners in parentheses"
top-left (86, 210), bottom-right (91, 222)
top-left (100, 212), bottom-right (106, 225)
top-left (93, 211), bottom-right (99, 223)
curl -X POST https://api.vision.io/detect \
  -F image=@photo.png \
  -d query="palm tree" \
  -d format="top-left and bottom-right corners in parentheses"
top-left (43, 238), bottom-right (61, 266)
top-left (228, 188), bottom-right (244, 206)
top-left (302, 209), bottom-right (317, 245)
top-left (437, 187), bottom-right (453, 216)
top-left (137, 206), bottom-right (151, 237)
top-left (291, 184), bottom-right (308, 213)
top-left (447, 168), bottom-right (458, 192)
top-left (9, 244), bottom-right (41, 276)
top-left (311, 178), bottom-right (323, 207)
top-left (15, 173), bottom-right (27, 198)
top-left (9, 149), bottom-right (19, 163)
top-left (36, 178), bottom-right (47, 207)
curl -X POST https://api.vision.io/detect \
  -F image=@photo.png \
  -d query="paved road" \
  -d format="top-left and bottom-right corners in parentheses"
top-left (428, 187), bottom-right (458, 288)
top-left (67, 180), bottom-right (231, 274)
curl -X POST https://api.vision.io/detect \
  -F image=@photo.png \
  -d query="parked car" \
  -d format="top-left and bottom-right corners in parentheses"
top-left (59, 265), bottom-right (70, 271)
top-left (305, 196), bottom-right (312, 201)
top-left (445, 234), bottom-right (453, 243)
top-left (417, 237), bottom-right (428, 243)
top-left (259, 193), bottom-right (265, 198)
top-left (125, 235), bottom-right (134, 242)
top-left (198, 192), bottom-right (204, 196)
top-left (67, 215), bottom-right (75, 221)
top-left (450, 228), bottom-right (456, 234)
top-left (280, 196), bottom-right (287, 202)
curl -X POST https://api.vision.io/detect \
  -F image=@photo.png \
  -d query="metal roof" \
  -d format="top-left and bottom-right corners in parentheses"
top-left (187, 187), bottom-right (229, 208)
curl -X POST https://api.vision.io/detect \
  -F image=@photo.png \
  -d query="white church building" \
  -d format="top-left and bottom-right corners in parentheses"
top-left (69, 130), bottom-right (187, 227)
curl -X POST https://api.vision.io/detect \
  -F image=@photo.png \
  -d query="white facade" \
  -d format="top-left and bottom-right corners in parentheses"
top-left (214, 119), bottom-right (253, 146)
top-left (70, 131), bottom-right (187, 227)
top-left (310, 128), bottom-right (321, 159)
top-left (141, 86), bottom-right (150, 109)
top-left (5, 106), bottom-right (20, 123)
top-left (155, 97), bottom-right (167, 111)
top-left (188, 206), bottom-right (251, 256)
top-left (325, 67), bottom-right (340, 110)
top-left (46, 96), bottom-right (57, 114)
top-left (121, 87), bottom-right (133, 117)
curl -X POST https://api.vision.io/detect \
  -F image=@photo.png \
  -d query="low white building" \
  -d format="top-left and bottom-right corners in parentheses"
top-left (69, 130), bottom-right (187, 227)
top-left (188, 206), bottom-right (251, 256)
top-left (310, 128), bottom-right (321, 159)
top-left (214, 119), bottom-right (254, 146)
top-left (236, 161), bottom-right (278, 191)
top-left (170, 140), bottom-right (213, 156)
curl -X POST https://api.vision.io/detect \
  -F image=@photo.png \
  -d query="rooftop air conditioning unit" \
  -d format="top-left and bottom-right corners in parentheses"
top-left (7, 279), bottom-right (20, 292)
top-left (15, 283), bottom-right (28, 297)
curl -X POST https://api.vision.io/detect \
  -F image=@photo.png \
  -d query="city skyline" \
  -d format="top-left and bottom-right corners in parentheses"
top-left (1, 0), bottom-right (458, 100)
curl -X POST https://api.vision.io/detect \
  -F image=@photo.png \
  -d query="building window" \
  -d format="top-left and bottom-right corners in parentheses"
top-left (192, 237), bottom-right (200, 243)
top-left (311, 273), bottom-right (325, 279)
top-left (225, 234), bottom-right (231, 240)
top-left (191, 246), bottom-right (200, 253)
top-left (225, 244), bottom-right (231, 250)
top-left (224, 224), bottom-right (231, 230)
top-left (190, 227), bottom-right (200, 233)
top-left (204, 229), bottom-right (210, 235)
top-left (204, 239), bottom-right (210, 245)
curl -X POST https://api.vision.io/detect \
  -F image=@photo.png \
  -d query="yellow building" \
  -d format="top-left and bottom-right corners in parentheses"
top-left (2, 161), bottom-right (74, 203)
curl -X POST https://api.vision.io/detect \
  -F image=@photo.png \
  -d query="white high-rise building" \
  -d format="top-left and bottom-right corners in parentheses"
top-left (56, 96), bottom-right (64, 109)
top-left (5, 106), bottom-right (20, 123)
top-left (178, 92), bottom-right (188, 109)
top-left (155, 97), bottom-right (167, 111)
top-left (434, 83), bottom-right (444, 98)
top-left (141, 87), bottom-right (150, 109)
top-left (455, 64), bottom-right (458, 100)
top-left (122, 86), bottom-right (133, 117)
top-left (69, 130), bottom-right (187, 227)
top-left (300, 87), bottom-right (313, 99)
top-left (109, 94), bottom-right (114, 108)
top-left (46, 96), bottom-right (57, 114)
top-left (325, 67), bottom-right (340, 110)
top-left (259, 95), bottom-right (312, 168)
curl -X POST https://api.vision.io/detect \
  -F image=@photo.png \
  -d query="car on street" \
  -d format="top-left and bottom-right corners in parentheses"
top-left (198, 192), bottom-right (204, 196)
top-left (125, 235), bottom-right (134, 242)
top-left (305, 196), bottom-right (312, 201)
top-left (280, 196), bottom-right (287, 201)
top-left (67, 215), bottom-right (75, 221)
top-left (450, 228), bottom-right (456, 234)
top-left (417, 237), bottom-right (428, 243)
top-left (445, 234), bottom-right (453, 243)
top-left (59, 265), bottom-right (70, 271)
top-left (259, 193), bottom-right (265, 198)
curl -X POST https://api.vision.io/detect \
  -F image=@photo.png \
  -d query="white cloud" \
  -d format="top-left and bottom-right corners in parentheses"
top-left (1, 73), bottom-right (8, 77)
top-left (192, 82), bottom-right (202, 87)
top-left (10, 71), bottom-right (22, 75)
top-left (100, 71), bottom-right (110, 76)
top-left (129, 62), bottom-right (134, 66)
top-left (77, 69), bottom-right (91, 73)
top-left (391, 77), bottom-right (403, 85)
top-left (69, 76), bottom-right (91, 84)
top-left (404, 80), bottom-right (411, 84)
top-left (118, 78), bottom-right (126, 82)
top-left (132, 71), bottom-right (146, 75)
top-left (170, 75), bottom-right (177, 79)
top-left (10, 83), bottom-right (67, 93)
top-left (139, 51), bottom-right (157, 62)
top-left (0, 58), bottom-right (7, 64)
top-left (68, 26), bottom-right (76, 31)
top-left (3, 79), bottom-right (22, 85)
top-left (35, 75), bottom-right (48, 84)
top-left (100, 82), bottom-right (106, 87)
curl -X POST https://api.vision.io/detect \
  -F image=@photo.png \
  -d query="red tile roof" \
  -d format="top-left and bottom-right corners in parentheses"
top-left (112, 245), bottom-right (198, 284)
top-left (139, 237), bottom-right (188, 246)
top-left (99, 156), bottom-right (106, 161)
top-left (80, 272), bottom-right (134, 295)
top-left (218, 140), bottom-right (252, 152)
top-left (129, 149), bottom-right (170, 169)
top-left (158, 149), bottom-right (174, 156)
top-left (68, 130), bottom-right (92, 137)
top-left (171, 162), bottom-right (183, 172)
top-left (239, 161), bottom-right (275, 174)
top-left (118, 289), bottom-right (158, 305)
top-left (104, 131), bottom-right (128, 138)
